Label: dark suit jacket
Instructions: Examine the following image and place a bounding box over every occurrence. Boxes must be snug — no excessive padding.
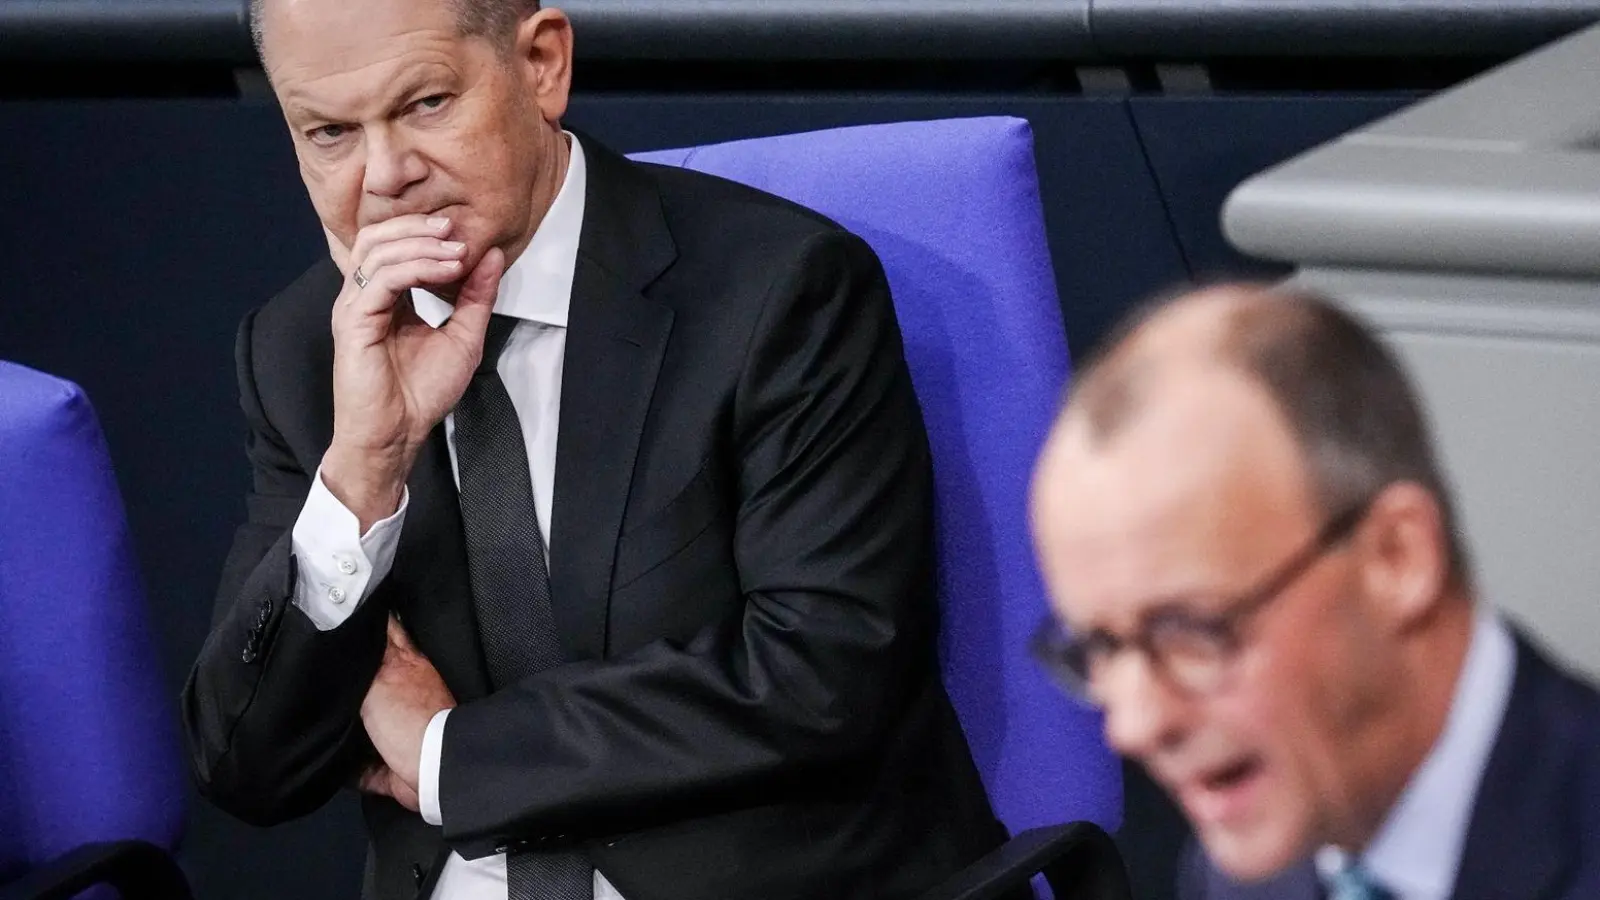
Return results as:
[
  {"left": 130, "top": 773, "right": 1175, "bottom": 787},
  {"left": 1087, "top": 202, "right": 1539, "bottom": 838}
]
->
[
  {"left": 181, "top": 135, "right": 1007, "bottom": 900},
  {"left": 1178, "top": 630, "right": 1600, "bottom": 900}
]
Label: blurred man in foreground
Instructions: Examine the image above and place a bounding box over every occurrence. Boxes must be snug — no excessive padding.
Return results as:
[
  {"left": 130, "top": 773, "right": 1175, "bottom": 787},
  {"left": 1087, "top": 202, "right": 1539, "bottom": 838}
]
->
[
  {"left": 181, "top": 0, "right": 1004, "bottom": 897},
  {"left": 1030, "top": 284, "right": 1600, "bottom": 899}
]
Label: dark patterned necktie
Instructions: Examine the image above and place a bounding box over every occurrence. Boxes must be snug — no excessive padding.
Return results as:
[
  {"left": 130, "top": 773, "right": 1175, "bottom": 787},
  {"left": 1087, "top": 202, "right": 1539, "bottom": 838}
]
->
[{"left": 454, "top": 314, "right": 592, "bottom": 900}]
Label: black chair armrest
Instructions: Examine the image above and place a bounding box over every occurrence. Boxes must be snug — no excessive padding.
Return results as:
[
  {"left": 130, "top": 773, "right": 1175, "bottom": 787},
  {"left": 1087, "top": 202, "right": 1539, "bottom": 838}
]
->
[
  {"left": 0, "top": 840, "right": 192, "bottom": 900},
  {"left": 917, "top": 821, "right": 1132, "bottom": 900}
]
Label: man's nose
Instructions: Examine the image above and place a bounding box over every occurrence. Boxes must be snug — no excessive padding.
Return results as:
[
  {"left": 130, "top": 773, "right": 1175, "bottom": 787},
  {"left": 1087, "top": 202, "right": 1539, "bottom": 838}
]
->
[
  {"left": 1100, "top": 652, "right": 1189, "bottom": 761},
  {"left": 362, "top": 126, "right": 428, "bottom": 199}
]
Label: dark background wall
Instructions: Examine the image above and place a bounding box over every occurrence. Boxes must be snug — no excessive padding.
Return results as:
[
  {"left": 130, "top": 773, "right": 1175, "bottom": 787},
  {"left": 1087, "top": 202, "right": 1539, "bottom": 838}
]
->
[{"left": 2, "top": 3, "right": 1592, "bottom": 898}]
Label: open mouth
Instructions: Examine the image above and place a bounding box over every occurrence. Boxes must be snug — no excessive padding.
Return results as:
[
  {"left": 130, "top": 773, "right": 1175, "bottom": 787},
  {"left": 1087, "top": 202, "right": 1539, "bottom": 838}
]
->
[
  {"left": 1178, "top": 757, "right": 1265, "bottom": 825},
  {"left": 1205, "top": 758, "right": 1260, "bottom": 790}
]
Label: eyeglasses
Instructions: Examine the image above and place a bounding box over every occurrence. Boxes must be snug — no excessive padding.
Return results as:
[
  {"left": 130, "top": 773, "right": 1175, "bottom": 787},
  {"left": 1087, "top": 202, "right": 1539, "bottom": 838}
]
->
[{"left": 1031, "top": 497, "right": 1374, "bottom": 705}]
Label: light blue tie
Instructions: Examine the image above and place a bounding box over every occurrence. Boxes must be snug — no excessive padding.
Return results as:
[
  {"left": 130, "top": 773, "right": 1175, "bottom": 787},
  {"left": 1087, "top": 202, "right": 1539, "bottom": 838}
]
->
[{"left": 1327, "top": 861, "right": 1397, "bottom": 900}]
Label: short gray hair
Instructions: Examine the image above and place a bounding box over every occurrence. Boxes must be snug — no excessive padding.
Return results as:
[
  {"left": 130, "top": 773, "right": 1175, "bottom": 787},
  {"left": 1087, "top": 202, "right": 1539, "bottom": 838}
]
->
[{"left": 250, "top": 0, "right": 542, "bottom": 61}]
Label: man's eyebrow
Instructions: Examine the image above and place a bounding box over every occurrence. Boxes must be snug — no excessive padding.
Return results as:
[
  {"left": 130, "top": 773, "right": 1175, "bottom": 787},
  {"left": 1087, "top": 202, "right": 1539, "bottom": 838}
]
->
[
  {"left": 276, "top": 85, "right": 339, "bottom": 124},
  {"left": 278, "top": 65, "right": 456, "bottom": 125},
  {"left": 388, "top": 69, "right": 456, "bottom": 106},
  {"left": 284, "top": 103, "right": 331, "bottom": 124}
]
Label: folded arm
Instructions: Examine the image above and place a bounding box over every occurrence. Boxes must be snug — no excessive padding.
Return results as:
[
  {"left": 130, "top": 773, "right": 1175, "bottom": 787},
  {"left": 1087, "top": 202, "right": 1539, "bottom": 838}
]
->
[{"left": 180, "top": 309, "right": 398, "bottom": 825}]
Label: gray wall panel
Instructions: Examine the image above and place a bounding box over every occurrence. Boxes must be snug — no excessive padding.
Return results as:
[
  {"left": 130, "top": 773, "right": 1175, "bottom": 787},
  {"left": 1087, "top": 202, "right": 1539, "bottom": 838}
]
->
[{"left": 1131, "top": 96, "right": 1411, "bottom": 280}]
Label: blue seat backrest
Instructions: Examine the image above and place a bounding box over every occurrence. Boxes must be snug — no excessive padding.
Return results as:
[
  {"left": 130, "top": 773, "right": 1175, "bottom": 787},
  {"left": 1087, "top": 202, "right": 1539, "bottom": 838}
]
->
[
  {"left": 631, "top": 117, "right": 1121, "bottom": 833},
  {"left": 0, "top": 360, "right": 185, "bottom": 881}
]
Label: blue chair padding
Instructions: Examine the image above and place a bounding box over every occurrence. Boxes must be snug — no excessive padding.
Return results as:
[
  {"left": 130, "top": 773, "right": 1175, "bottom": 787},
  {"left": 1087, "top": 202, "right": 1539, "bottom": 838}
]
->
[
  {"left": 0, "top": 361, "right": 185, "bottom": 884},
  {"left": 631, "top": 117, "right": 1121, "bottom": 835}
]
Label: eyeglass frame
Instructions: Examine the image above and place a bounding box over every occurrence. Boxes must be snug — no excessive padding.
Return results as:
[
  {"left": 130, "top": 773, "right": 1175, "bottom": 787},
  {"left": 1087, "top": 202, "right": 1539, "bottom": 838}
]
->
[{"left": 1030, "top": 494, "right": 1376, "bottom": 706}]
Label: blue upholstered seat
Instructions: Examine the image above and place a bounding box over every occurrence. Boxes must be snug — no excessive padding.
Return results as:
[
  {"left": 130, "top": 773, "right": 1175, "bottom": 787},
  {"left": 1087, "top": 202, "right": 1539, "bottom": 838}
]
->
[
  {"left": 632, "top": 118, "right": 1125, "bottom": 897},
  {"left": 0, "top": 360, "right": 187, "bottom": 896}
]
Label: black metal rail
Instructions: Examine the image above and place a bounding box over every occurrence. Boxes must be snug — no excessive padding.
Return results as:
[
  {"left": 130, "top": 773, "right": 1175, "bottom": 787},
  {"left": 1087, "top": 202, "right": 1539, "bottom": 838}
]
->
[{"left": 1, "top": 0, "right": 1596, "bottom": 64}]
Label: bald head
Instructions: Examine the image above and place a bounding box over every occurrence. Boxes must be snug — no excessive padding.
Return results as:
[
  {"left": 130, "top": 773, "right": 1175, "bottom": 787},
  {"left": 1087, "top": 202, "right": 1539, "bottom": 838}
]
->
[
  {"left": 1065, "top": 285, "right": 1258, "bottom": 444},
  {"left": 1061, "top": 284, "right": 1464, "bottom": 572}
]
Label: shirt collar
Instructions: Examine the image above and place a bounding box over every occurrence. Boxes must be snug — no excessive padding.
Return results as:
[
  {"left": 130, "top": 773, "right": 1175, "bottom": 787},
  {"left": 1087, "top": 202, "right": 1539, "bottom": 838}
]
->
[
  {"left": 411, "top": 131, "right": 587, "bottom": 329},
  {"left": 1315, "top": 607, "right": 1517, "bottom": 900}
]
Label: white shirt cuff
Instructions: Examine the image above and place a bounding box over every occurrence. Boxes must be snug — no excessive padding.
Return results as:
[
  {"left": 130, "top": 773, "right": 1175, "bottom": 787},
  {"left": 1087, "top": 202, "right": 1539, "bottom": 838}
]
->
[
  {"left": 420, "top": 708, "right": 451, "bottom": 826},
  {"left": 289, "top": 467, "right": 407, "bottom": 631}
]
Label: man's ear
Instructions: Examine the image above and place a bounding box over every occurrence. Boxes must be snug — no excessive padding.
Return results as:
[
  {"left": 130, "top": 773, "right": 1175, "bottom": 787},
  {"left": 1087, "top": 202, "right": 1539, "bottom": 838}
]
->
[
  {"left": 514, "top": 8, "right": 574, "bottom": 124},
  {"left": 1353, "top": 481, "right": 1452, "bottom": 632}
]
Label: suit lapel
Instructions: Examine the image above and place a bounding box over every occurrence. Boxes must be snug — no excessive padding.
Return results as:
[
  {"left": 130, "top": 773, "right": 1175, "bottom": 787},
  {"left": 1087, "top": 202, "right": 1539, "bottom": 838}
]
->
[
  {"left": 1451, "top": 635, "right": 1572, "bottom": 900},
  {"left": 546, "top": 133, "right": 677, "bottom": 662}
]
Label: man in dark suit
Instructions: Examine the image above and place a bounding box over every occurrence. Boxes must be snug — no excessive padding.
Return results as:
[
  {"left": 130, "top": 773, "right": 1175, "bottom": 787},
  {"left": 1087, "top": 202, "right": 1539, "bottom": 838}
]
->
[
  {"left": 180, "top": 1, "right": 1005, "bottom": 899},
  {"left": 1028, "top": 284, "right": 1600, "bottom": 900}
]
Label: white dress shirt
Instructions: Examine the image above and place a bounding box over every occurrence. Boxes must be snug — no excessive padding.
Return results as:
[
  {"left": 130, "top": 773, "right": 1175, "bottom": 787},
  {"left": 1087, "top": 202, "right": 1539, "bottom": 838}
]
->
[
  {"left": 1314, "top": 607, "right": 1517, "bottom": 900},
  {"left": 289, "top": 135, "right": 626, "bottom": 900}
]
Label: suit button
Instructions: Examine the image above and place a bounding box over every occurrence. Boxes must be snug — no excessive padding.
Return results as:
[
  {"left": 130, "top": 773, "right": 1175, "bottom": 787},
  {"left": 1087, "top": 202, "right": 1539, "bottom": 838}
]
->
[
  {"left": 242, "top": 624, "right": 264, "bottom": 663},
  {"left": 411, "top": 863, "right": 425, "bottom": 887}
]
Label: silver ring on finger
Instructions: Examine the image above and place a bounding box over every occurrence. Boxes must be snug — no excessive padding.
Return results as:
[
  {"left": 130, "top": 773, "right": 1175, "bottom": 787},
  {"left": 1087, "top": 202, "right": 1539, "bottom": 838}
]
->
[{"left": 352, "top": 267, "right": 371, "bottom": 289}]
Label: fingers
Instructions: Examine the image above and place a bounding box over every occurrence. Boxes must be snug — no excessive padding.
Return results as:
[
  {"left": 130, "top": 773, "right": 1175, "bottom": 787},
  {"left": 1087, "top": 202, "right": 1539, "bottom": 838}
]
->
[
  {"left": 325, "top": 214, "right": 454, "bottom": 290},
  {"left": 356, "top": 764, "right": 420, "bottom": 811},
  {"left": 359, "top": 236, "right": 467, "bottom": 276},
  {"left": 350, "top": 215, "right": 453, "bottom": 274},
  {"left": 392, "top": 779, "right": 421, "bottom": 813},
  {"left": 371, "top": 617, "right": 408, "bottom": 675},
  {"left": 324, "top": 227, "right": 353, "bottom": 276},
  {"left": 369, "top": 257, "right": 466, "bottom": 294},
  {"left": 438, "top": 247, "right": 506, "bottom": 345},
  {"left": 458, "top": 246, "right": 506, "bottom": 308},
  {"left": 340, "top": 257, "right": 468, "bottom": 323},
  {"left": 386, "top": 614, "right": 417, "bottom": 653},
  {"left": 356, "top": 763, "right": 388, "bottom": 795},
  {"left": 334, "top": 216, "right": 469, "bottom": 325}
]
